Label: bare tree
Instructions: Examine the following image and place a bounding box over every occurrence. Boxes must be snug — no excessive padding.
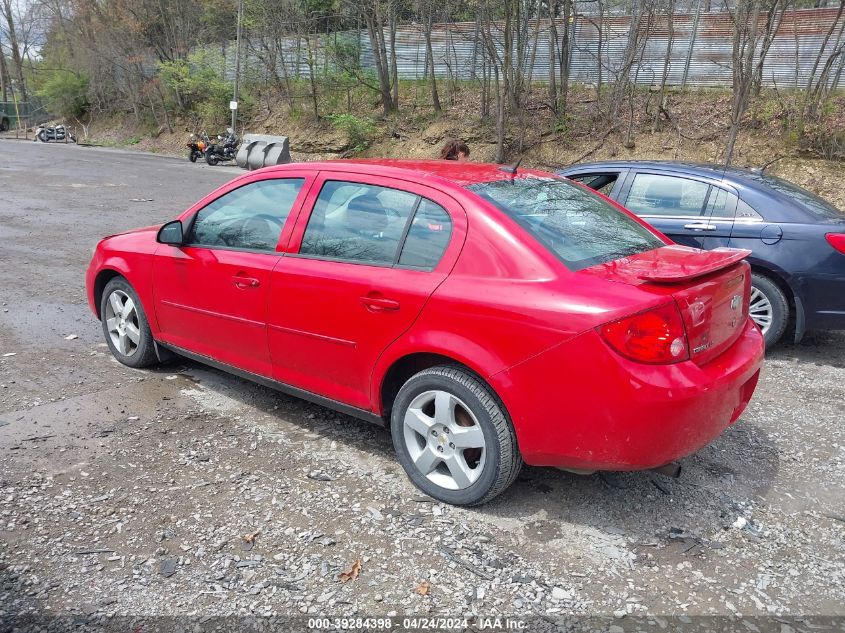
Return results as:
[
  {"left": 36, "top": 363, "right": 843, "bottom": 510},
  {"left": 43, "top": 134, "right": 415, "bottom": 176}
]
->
[{"left": 1, "top": 0, "right": 31, "bottom": 100}]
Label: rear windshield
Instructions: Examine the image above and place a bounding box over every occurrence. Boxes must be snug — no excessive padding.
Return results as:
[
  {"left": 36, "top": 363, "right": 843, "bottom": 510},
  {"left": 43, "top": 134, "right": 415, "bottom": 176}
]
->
[
  {"left": 467, "top": 176, "right": 664, "bottom": 271},
  {"left": 747, "top": 173, "right": 843, "bottom": 219}
]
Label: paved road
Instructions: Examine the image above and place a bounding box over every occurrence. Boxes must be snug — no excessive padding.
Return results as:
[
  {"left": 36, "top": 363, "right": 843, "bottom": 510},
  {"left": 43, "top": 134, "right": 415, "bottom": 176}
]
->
[{"left": 1, "top": 142, "right": 844, "bottom": 628}]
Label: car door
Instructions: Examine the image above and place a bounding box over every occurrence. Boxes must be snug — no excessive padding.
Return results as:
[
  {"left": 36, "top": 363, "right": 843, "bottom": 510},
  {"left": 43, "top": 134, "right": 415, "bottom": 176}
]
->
[
  {"left": 699, "top": 183, "right": 742, "bottom": 249},
  {"left": 152, "top": 174, "right": 312, "bottom": 377},
  {"left": 619, "top": 171, "right": 713, "bottom": 248},
  {"left": 563, "top": 169, "right": 629, "bottom": 201},
  {"left": 267, "top": 172, "right": 466, "bottom": 411}
]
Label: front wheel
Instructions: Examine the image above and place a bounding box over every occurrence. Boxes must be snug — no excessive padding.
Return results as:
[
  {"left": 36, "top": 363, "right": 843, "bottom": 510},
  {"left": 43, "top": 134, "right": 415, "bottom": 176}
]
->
[
  {"left": 750, "top": 273, "right": 789, "bottom": 348},
  {"left": 188, "top": 149, "right": 198, "bottom": 162},
  {"left": 37, "top": 130, "right": 47, "bottom": 142},
  {"left": 391, "top": 366, "right": 522, "bottom": 506},
  {"left": 100, "top": 277, "right": 159, "bottom": 368}
]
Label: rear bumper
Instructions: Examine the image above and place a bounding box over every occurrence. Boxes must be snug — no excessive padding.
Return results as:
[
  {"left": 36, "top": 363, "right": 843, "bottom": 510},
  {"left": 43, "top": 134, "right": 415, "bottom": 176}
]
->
[{"left": 496, "top": 319, "right": 764, "bottom": 471}]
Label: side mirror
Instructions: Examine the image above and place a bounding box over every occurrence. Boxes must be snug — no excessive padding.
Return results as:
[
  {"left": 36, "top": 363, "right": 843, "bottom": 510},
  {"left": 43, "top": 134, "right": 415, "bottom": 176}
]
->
[{"left": 157, "top": 220, "right": 184, "bottom": 245}]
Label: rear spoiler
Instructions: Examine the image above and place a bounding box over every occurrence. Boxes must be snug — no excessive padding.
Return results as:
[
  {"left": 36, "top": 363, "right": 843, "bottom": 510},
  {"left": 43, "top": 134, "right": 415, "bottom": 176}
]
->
[{"left": 636, "top": 246, "right": 751, "bottom": 283}]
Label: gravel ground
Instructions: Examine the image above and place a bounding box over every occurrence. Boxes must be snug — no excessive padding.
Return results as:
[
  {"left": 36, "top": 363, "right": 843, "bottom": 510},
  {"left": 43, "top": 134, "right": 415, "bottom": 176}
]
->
[{"left": 1, "top": 141, "right": 844, "bottom": 632}]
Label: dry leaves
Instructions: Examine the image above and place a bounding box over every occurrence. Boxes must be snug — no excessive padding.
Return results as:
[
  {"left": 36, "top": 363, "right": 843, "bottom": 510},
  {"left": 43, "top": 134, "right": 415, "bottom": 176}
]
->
[
  {"left": 415, "top": 580, "right": 431, "bottom": 596},
  {"left": 241, "top": 529, "right": 261, "bottom": 544},
  {"left": 338, "top": 559, "right": 362, "bottom": 583}
]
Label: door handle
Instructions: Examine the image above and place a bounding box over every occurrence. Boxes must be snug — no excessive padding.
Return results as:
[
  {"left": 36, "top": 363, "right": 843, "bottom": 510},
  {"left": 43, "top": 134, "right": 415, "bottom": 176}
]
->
[
  {"left": 683, "top": 222, "right": 717, "bottom": 231},
  {"left": 360, "top": 296, "right": 400, "bottom": 311},
  {"left": 232, "top": 275, "right": 260, "bottom": 289}
]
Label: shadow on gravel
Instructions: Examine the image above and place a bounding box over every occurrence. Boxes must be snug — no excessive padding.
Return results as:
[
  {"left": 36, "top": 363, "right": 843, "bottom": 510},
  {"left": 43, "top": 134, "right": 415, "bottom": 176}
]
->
[
  {"left": 162, "top": 356, "right": 782, "bottom": 545},
  {"left": 766, "top": 329, "right": 845, "bottom": 368}
]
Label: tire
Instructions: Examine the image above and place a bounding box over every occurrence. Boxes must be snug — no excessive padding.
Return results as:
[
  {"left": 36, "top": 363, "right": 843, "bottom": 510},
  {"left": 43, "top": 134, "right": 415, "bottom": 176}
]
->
[
  {"left": 750, "top": 273, "right": 789, "bottom": 348},
  {"left": 37, "top": 130, "right": 47, "bottom": 142},
  {"left": 391, "top": 366, "right": 522, "bottom": 506},
  {"left": 99, "top": 277, "right": 159, "bottom": 369},
  {"left": 189, "top": 150, "right": 198, "bottom": 162},
  {"left": 0, "top": 118, "right": 8, "bottom": 132},
  {"left": 205, "top": 151, "right": 220, "bottom": 166}
]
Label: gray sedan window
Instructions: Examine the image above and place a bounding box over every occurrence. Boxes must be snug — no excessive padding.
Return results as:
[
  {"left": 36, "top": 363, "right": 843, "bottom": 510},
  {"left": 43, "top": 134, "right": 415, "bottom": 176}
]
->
[{"left": 626, "top": 174, "right": 709, "bottom": 217}]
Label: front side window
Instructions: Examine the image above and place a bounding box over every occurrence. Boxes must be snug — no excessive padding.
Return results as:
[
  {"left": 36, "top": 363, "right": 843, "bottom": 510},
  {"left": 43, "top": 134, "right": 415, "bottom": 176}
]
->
[
  {"left": 300, "top": 181, "right": 452, "bottom": 269},
  {"left": 188, "top": 178, "right": 305, "bottom": 251},
  {"left": 468, "top": 177, "right": 663, "bottom": 271},
  {"left": 626, "top": 173, "right": 710, "bottom": 217}
]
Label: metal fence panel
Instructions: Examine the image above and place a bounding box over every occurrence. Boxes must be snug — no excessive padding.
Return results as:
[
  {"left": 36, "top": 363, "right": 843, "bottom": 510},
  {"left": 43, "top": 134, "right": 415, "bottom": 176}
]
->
[{"left": 240, "top": 7, "right": 844, "bottom": 89}]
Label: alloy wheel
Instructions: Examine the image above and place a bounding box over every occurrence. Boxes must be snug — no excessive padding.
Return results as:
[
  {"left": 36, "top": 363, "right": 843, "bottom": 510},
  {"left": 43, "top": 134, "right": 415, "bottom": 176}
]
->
[
  {"left": 402, "top": 390, "right": 487, "bottom": 491},
  {"left": 104, "top": 289, "right": 141, "bottom": 357},
  {"left": 749, "top": 286, "right": 773, "bottom": 335}
]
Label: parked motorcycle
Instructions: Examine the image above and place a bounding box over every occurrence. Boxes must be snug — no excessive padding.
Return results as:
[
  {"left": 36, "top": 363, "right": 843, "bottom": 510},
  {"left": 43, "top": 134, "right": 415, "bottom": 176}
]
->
[
  {"left": 205, "top": 128, "right": 239, "bottom": 166},
  {"left": 34, "top": 124, "right": 75, "bottom": 143},
  {"left": 187, "top": 132, "right": 210, "bottom": 162}
]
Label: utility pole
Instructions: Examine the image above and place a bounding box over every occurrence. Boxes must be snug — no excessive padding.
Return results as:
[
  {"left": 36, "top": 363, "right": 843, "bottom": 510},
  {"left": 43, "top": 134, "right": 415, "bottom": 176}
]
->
[{"left": 230, "top": 0, "right": 244, "bottom": 131}]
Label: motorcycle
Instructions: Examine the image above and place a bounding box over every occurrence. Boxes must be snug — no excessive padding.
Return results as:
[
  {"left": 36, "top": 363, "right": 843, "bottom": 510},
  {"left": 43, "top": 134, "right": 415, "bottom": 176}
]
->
[
  {"left": 187, "top": 132, "right": 210, "bottom": 162},
  {"left": 34, "top": 124, "right": 76, "bottom": 143},
  {"left": 205, "top": 128, "right": 239, "bottom": 166}
]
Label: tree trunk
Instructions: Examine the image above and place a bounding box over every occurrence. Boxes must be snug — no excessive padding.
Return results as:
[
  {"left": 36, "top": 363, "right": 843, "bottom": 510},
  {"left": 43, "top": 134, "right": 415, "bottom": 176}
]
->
[
  {"left": 424, "top": 9, "right": 441, "bottom": 112},
  {"left": 389, "top": 9, "right": 399, "bottom": 108},
  {"left": 305, "top": 34, "right": 320, "bottom": 121},
  {"left": 1, "top": 0, "right": 28, "bottom": 101},
  {"left": 548, "top": 8, "right": 558, "bottom": 112},
  {"left": 653, "top": 3, "right": 674, "bottom": 132},
  {"left": 559, "top": 0, "right": 572, "bottom": 115},
  {"left": 364, "top": 7, "right": 396, "bottom": 116},
  {"left": 494, "top": 65, "right": 505, "bottom": 163}
]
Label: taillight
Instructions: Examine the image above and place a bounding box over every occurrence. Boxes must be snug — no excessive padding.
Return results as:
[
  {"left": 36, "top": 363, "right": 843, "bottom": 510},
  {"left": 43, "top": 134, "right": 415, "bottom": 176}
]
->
[
  {"left": 826, "top": 233, "right": 845, "bottom": 255},
  {"left": 599, "top": 302, "right": 690, "bottom": 364}
]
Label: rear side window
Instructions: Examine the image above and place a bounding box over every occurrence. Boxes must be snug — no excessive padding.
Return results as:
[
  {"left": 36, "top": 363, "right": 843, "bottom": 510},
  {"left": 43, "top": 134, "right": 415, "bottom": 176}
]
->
[
  {"left": 569, "top": 173, "right": 620, "bottom": 196},
  {"left": 468, "top": 177, "right": 663, "bottom": 271},
  {"left": 188, "top": 178, "right": 304, "bottom": 251},
  {"left": 300, "top": 181, "right": 452, "bottom": 269},
  {"left": 626, "top": 173, "right": 709, "bottom": 217},
  {"left": 398, "top": 199, "right": 452, "bottom": 269},
  {"left": 705, "top": 187, "right": 738, "bottom": 218},
  {"left": 737, "top": 199, "right": 763, "bottom": 219}
]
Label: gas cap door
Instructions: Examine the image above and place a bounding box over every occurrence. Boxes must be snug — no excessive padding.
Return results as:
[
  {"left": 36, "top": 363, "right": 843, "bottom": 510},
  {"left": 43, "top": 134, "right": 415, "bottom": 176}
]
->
[{"left": 760, "top": 224, "right": 783, "bottom": 245}]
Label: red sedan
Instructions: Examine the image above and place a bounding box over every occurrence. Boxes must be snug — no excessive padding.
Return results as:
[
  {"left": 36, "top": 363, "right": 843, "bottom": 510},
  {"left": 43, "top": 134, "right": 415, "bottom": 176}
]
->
[{"left": 86, "top": 160, "right": 764, "bottom": 505}]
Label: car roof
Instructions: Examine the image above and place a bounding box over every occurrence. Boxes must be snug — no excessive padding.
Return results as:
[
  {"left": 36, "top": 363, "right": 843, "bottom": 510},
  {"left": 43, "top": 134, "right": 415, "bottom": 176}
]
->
[
  {"left": 557, "top": 160, "right": 845, "bottom": 223},
  {"left": 265, "top": 159, "right": 554, "bottom": 187},
  {"left": 558, "top": 160, "right": 773, "bottom": 185}
]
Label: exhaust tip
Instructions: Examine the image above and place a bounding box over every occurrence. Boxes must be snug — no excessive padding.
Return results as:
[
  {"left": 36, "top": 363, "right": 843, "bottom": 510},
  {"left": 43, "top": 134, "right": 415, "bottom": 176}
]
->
[{"left": 651, "top": 462, "right": 682, "bottom": 478}]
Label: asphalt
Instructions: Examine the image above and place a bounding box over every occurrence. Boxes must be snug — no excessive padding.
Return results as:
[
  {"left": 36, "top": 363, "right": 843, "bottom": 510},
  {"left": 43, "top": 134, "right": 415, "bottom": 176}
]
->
[{"left": 1, "top": 141, "right": 844, "bottom": 628}]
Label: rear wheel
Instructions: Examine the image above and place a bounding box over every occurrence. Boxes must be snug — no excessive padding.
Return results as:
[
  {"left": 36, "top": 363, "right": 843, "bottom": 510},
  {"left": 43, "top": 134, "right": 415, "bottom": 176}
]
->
[
  {"left": 750, "top": 273, "right": 789, "bottom": 348},
  {"left": 391, "top": 366, "right": 522, "bottom": 506},
  {"left": 205, "top": 151, "right": 220, "bottom": 166},
  {"left": 100, "top": 277, "right": 158, "bottom": 368},
  {"left": 0, "top": 118, "right": 8, "bottom": 132}
]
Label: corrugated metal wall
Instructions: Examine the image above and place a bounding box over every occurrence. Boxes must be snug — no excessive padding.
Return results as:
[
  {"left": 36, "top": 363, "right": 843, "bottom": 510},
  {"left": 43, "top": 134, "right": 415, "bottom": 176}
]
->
[{"left": 241, "top": 7, "right": 845, "bottom": 89}]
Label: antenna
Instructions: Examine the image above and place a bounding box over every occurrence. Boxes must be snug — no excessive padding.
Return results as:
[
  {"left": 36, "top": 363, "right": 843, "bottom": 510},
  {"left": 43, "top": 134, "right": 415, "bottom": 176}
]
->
[{"left": 498, "top": 156, "right": 524, "bottom": 176}]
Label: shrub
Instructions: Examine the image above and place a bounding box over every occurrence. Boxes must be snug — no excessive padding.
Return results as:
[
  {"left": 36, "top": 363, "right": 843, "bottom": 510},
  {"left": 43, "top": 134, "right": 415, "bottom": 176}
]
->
[
  {"left": 158, "top": 50, "right": 241, "bottom": 128},
  {"left": 37, "top": 71, "right": 89, "bottom": 120},
  {"left": 325, "top": 113, "right": 377, "bottom": 153}
]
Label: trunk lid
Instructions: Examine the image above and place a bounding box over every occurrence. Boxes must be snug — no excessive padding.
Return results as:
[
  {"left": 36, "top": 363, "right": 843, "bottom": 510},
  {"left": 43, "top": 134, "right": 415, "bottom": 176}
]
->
[{"left": 584, "top": 245, "right": 752, "bottom": 364}]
